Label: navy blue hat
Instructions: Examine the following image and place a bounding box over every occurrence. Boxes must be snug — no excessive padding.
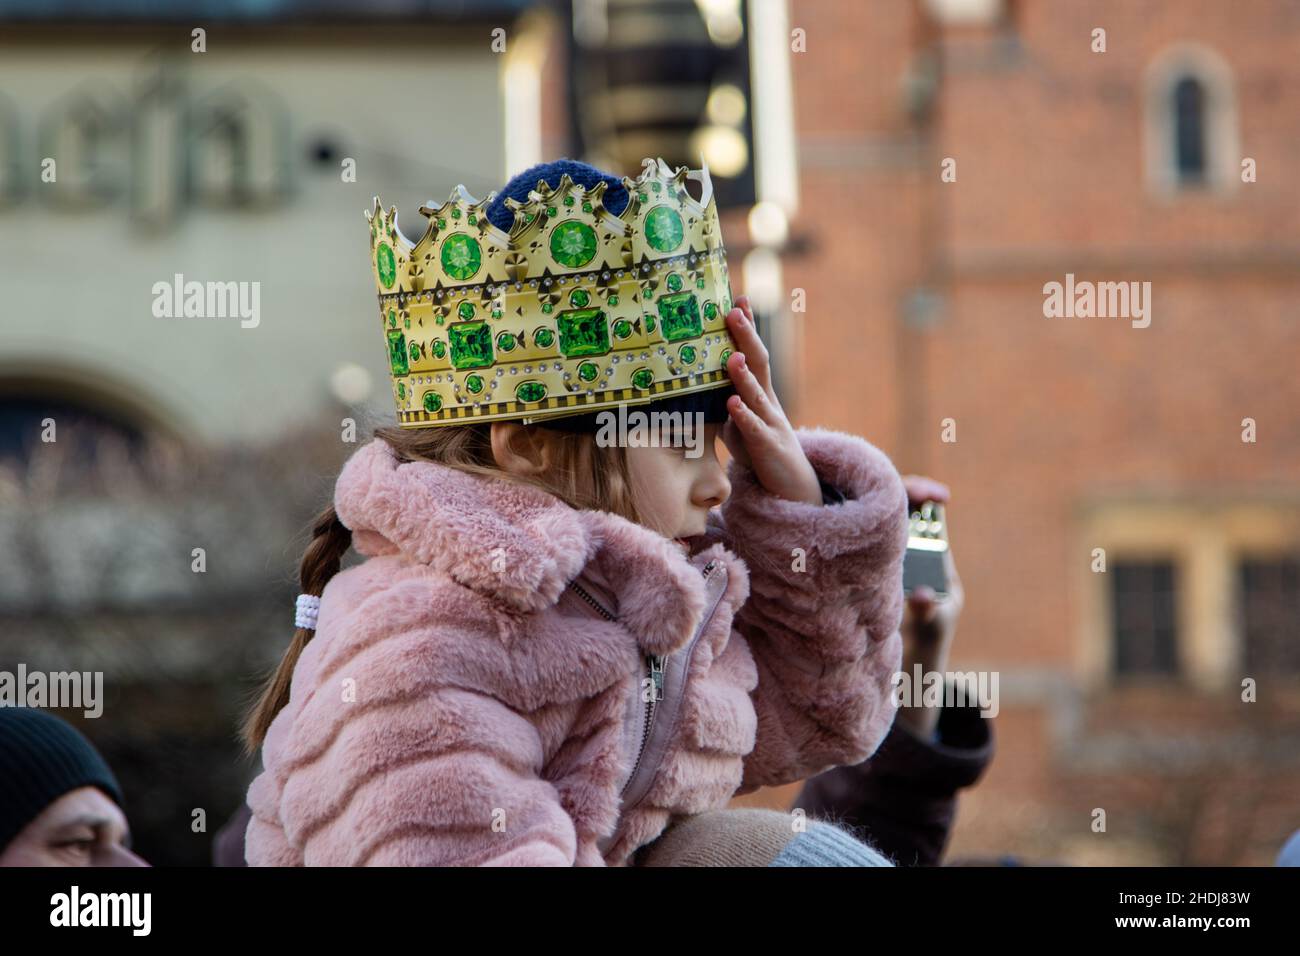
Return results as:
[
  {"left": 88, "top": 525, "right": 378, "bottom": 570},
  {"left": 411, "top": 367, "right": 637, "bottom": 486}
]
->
[
  {"left": 486, "top": 158, "right": 631, "bottom": 232},
  {"left": 0, "top": 708, "right": 124, "bottom": 853}
]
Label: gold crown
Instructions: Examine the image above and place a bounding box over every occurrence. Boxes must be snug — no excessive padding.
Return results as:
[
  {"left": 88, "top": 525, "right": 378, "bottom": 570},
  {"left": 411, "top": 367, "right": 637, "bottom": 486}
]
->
[{"left": 365, "top": 157, "right": 738, "bottom": 427}]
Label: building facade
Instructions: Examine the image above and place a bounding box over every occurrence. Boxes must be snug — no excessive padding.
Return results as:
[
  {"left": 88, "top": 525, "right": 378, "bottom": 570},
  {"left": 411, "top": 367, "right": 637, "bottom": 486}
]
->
[{"left": 773, "top": 0, "right": 1300, "bottom": 865}]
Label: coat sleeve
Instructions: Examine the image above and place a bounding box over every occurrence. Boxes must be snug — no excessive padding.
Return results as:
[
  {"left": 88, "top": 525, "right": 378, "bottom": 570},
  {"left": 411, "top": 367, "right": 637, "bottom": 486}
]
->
[
  {"left": 245, "top": 614, "right": 580, "bottom": 867},
  {"left": 793, "top": 699, "right": 995, "bottom": 865},
  {"left": 708, "top": 427, "right": 907, "bottom": 795}
]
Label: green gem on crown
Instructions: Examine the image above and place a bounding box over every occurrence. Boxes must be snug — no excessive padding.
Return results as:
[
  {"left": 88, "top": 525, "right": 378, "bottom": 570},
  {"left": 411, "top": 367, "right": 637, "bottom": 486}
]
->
[
  {"left": 613, "top": 319, "right": 632, "bottom": 339},
  {"left": 386, "top": 329, "right": 408, "bottom": 375},
  {"left": 556, "top": 308, "right": 611, "bottom": 357},
  {"left": 550, "top": 221, "right": 597, "bottom": 268},
  {"left": 704, "top": 301, "right": 717, "bottom": 319},
  {"left": 657, "top": 292, "right": 702, "bottom": 342},
  {"left": 679, "top": 345, "right": 697, "bottom": 365},
  {"left": 516, "top": 381, "right": 547, "bottom": 403},
  {"left": 570, "top": 288, "right": 590, "bottom": 308},
  {"left": 578, "top": 361, "right": 598, "bottom": 382},
  {"left": 632, "top": 368, "right": 654, "bottom": 389},
  {"left": 644, "top": 205, "right": 684, "bottom": 253},
  {"left": 448, "top": 321, "right": 494, "bottom": 370},
  {"left": 497, "top": 332, "right": 517, "bottom": 352},
  {"left": 432, "top": 339, "right": 446, "bottom": 358},
  {"left": 666, "top": 273, "right": 683, "bottom": 292},
  {"left": 466, "top": 374, "right": 484, "bottom": 394},
  {"left": 441, "top": 233, "right": 482, "bottom": 281},
  {"left": 535, "top": 328, "right": 554, "bottom": 348},
  {"left": 720, "top": 348, "right": 732, "bottom": 368},
  {"left": 376, "top": 242, "right": 397, "bottom": 289},
  {"left": 423, "top": 391, "right": 442, "bottom": 413},
  {"left": 458, "top": 301, "right": 475, "bottom": 320}
]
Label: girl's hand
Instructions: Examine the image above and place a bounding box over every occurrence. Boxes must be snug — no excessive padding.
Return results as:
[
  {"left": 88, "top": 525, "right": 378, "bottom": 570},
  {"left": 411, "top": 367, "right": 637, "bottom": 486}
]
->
[{"left": 721, "top": 295, "right": 823, "bottom": 506}]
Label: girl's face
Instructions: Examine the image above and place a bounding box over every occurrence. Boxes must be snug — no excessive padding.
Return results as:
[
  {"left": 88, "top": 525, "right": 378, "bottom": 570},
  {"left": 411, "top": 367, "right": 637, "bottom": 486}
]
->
[{"left": 625, "top": 422, "right": 730, "bottom": 550}]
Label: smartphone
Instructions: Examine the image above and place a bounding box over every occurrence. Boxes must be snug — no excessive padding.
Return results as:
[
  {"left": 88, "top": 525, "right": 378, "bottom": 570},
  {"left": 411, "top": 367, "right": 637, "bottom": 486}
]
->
[{"left": 902, "top": 501, "right": 949, "bottom": 598}]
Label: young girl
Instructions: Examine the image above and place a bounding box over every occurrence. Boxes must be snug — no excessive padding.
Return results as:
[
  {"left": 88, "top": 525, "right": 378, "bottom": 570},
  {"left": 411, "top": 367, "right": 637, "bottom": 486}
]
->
[{"left": 241, "top": 158, "right": 907, "bottom": 867}]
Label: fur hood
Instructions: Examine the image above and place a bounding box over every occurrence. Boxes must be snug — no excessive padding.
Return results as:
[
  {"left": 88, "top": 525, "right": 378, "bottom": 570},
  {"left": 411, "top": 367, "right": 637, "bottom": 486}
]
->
[{"left": 332, "top": 437, "right": 721, "bottom": 657}]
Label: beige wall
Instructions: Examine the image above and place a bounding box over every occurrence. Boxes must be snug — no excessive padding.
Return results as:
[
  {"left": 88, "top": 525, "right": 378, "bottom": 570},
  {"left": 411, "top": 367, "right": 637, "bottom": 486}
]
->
[{"left": 0, "top": 40, "right": 507, "bottom": 445}]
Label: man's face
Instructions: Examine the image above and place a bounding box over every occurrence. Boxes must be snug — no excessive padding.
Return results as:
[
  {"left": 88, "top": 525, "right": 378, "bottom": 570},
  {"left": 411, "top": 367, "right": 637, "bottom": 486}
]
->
[{"left": 0, "top": 786, "right": 148, "bottom": 867}]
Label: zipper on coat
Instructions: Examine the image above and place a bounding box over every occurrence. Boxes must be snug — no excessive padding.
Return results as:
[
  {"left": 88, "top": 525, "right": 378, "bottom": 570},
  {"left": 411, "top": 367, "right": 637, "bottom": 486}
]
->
[
  {"left": 617, "top": 558, "right": 717, "bottom": 798},
  {"left": 566, "top": 578, "right": 658, "bottom": 797},
  {"left": 569, "top": 559, "right": 719, "bottom": 802},
  {"left": 624, "top": 654, "right": 663, "bottom": 796},
  {"left": 567, "top": 579, "right": 617, "bottom": 622}
]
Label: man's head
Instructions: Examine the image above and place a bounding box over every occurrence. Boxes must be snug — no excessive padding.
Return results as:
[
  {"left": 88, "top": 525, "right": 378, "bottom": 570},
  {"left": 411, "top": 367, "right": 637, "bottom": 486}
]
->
[{"left": 0, "top": 708, "right": 146, "bottom": 867}]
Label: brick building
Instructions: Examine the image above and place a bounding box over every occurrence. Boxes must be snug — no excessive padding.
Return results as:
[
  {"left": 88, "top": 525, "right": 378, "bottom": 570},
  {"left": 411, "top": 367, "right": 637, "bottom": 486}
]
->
[
  {"left": 532, "top": 0, "right": 1300, "bottom": 865},
  {"left": 746, "top": 0, "right": 1300, "bottom": 865}
]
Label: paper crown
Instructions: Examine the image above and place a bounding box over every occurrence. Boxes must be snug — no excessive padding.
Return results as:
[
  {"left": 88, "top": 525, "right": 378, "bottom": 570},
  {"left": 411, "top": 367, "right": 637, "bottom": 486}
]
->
[{"left": 365, "top": 157, "right": 739, "bottom": 427}]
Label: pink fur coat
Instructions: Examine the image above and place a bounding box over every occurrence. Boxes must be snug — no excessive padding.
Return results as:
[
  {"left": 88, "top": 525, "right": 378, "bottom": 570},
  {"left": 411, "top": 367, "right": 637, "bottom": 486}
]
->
[{"left": 245, "top": 426, "right": 907, "bottom": 866}]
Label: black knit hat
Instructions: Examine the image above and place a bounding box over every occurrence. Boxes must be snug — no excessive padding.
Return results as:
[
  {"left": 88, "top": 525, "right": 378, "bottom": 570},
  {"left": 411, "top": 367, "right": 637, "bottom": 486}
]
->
[
  {"left": 536, "top": 383, "right": 736, "bottom": 433},
  {"left": 0, "top": 708, "right": 124, "bottom": 853}
]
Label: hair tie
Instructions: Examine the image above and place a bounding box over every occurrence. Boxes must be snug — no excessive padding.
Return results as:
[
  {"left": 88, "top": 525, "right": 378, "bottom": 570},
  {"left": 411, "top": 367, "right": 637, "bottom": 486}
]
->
[{"left": 295, "top": 594, "right": 321, "bottom": 630}]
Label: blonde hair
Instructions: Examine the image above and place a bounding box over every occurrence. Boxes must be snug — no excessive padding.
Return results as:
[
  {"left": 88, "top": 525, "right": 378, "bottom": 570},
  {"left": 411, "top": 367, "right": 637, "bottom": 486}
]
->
[{"left": 241, "top": 422, "right": 639, "bottom": 752}]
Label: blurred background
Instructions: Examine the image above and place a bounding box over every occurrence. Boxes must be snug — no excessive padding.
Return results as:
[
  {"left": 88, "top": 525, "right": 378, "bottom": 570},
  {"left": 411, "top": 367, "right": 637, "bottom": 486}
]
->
[{"left": 0, "top": 0, "right": 1297, "bottom": 866}]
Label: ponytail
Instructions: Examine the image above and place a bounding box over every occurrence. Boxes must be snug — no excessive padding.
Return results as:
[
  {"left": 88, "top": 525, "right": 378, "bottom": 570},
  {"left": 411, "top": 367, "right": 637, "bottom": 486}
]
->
[{"left": 241, "top": 504, "right": 352, "bottom": 754}]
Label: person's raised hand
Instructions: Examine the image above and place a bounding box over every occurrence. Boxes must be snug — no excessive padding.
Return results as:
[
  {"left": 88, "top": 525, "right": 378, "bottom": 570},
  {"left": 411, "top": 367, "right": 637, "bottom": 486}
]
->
[
  {"left": 901, "top": 475, "right": 964, "bottom": 651},
  {"left": 896, "top": 475, "right": 966, "bottom": 737},
  {"left": 721, "top": 295, "right": 822, "bottom": 506}
]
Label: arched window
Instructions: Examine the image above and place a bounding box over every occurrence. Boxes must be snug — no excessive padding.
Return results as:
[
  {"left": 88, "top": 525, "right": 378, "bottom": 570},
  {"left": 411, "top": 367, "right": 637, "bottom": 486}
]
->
[
  {"left": 0, "top": 395, "right": 146, "bottom": 470},
  {"left": 1145, "top": 46, "right": 1238, "bottom": 195},
  {"left": 0, "top": 369, "right": 176, "bottom": 480},
  {"left": 1172, "top": 75, "right": 1206, "bottom": 185}
]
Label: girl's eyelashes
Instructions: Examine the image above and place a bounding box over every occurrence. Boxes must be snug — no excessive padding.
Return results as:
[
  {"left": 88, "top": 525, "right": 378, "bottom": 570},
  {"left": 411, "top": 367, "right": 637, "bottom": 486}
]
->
[{"left": 53, "top": 838, "right": 96, "bottom": 860}]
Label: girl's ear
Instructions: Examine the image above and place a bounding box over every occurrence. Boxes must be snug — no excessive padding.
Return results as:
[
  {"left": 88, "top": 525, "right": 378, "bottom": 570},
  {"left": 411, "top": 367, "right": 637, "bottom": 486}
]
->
[{"left": 490, "top": 421, "right": 557, "bottom": 476}]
